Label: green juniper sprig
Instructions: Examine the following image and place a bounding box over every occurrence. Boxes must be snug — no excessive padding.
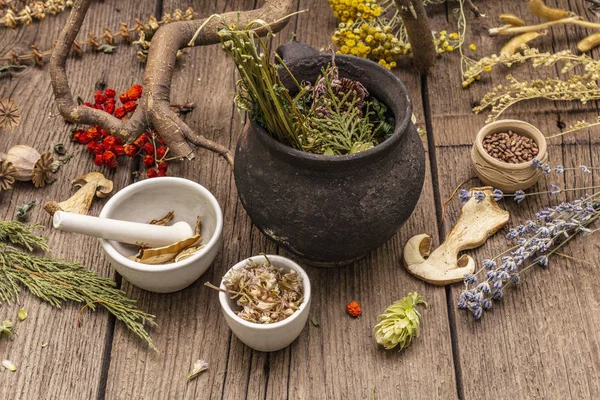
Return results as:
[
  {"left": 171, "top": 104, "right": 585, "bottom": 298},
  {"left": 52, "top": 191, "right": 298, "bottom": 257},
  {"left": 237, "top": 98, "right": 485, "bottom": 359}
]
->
[{"left": 0, "top": 220, "right": 157, "bottom": 351}]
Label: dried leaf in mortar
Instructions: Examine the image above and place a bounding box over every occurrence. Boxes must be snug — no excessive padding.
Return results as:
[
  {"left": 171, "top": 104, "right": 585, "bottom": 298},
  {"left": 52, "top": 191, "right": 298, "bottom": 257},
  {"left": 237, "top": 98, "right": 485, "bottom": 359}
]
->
[
  {"left": 149, "top": 211, "right": 174, "bottom": 226},
  {"left": 136, "top": 235, "right": 202, "bottom": 264},
  {"left": 175, "top": 245, "right": 205, "bottom": 262},
  {"left": 194, "top": 216, "right": 202, "bottom": 235}
]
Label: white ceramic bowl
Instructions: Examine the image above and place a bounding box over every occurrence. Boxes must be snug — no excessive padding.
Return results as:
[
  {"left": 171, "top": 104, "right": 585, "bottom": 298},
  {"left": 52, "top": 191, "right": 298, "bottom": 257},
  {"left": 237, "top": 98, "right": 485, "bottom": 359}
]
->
[
  {"left": 219, "top": 255, "right": 311, "bottom": 352},
  {"left": 99, "top": 177, "right": 223, "bottom": 293}
]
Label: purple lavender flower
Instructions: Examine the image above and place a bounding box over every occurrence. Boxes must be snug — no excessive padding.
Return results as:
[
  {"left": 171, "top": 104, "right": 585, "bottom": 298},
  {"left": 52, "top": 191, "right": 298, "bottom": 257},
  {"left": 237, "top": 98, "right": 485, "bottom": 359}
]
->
[
  {"left": 492, "top": 189, "right": 503, "bottom": 202},
  {"left": 550, "top": 184, "right": 561, "bottom": 195},
  {"left": 458, "top": 189, "right": 471, "bottom": 205},
  {"left": 482, "top": 299, "right": 493, "bottom": 309},
  {"left": 482, "top": 259, "right": 496, "bottom": 270},
  {"left": 510, "top": 274, "right": 521, "bottom": 285},
  {"left": 464, "top": 273, "right": 478, "bottom": 286},
  {"left": 476, "top": 281, "right": 491, "bottom": 294},
  {"left": 473, "top": 191, "right": 485, "bottom": 203},
  {"left": 531, "top": 159, "right": 551, "bottom": 174},
  {"left": 514, "top": 190, "right": 525, "bottom": 204},
  {"left": 534, "top": 255, "right": 549, "bottom": 267},
  {"left": 580, "top": 165, "right": 592, "bottom": 174},
  {"left": 555, "top": 165, "right": 565, "bottom": 174}
]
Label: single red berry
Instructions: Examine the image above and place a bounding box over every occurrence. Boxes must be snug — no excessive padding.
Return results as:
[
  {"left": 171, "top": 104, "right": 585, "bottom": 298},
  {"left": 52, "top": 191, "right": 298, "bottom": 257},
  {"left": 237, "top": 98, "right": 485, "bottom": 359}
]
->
[
  {"left": 100, "top": 128, "right": 111, "bottom": 137},
  {"left": 78, "top": 133, "right": 92, "bottom": 144},
  {"left": 105, "top": 97, "right": 116, "bottom": 105},
  {"left": 94, "top": 154, "right": 104, "bottom": 166},
  {"left": 123, "top": 100, "right": 137, "bottom": 113},
  {"left": 105, "top": 159, "right": 118, "bottom": 169},
  {"left": 346, "top": 301, "right": 361, "bottom": 318},
  {"left": 105, "top": 88, "right": 116, "bottom": 98},
  {"left": 118, "top": 92, "right": 129, "bottom": 104},
  {"left": 142, "top": 142, "right": 154, "bottom": 155},
  {"left": 157, "top": 136, "right": 166, "bottom": 145},
  {"left": 156, "top": 146, "right": 167, "bottom": 159},
  {"left": 94, "top": 90, "right": 106, "bottom": 104},
  {"left": 143, "top": 154, "right": 155, "bottom": 167},
  {"left": 125, "top": 84, "right": 143, "bottom": 101},
  {"left": 102, "top": 150, "right": 116, "bottom": 164},
  {"left": 104, "top": 103, "right": 115, "bottom": 115},
  {"left": 146, "top": 168, "right": 158, "bottom": 178},
  {"left": 72, "top": 129, "right": 85, "bottom": 143},
  {"left": 83, "top": 102, "right": 93, "bottom": 107},
  {"left": 103, "top": 136, "right": 117, "bottom": 151},
  {"left": 87, "top": 142, "right": 100, "bottom": 154},
  {"left": 88, "top": 127, "right": 102, "bottom": 141},
  {"left": 85, "top": 132, "right": 96, "bottom": 144},
  {"left": 158, "top": 170, "right": 167, "bottom": 177},
  {"left": 123, "top": 144, "right": 137, "bottom": 157},
  {"left": 114, "top": 107, "right": 126, "bottom": 119},
  {"left": 93, "top": 103, "right": 103, "bottom": 110},
  {"left": 133, "top": 133, "right": 148, "bottom": 147},
  {"left": 113, "top": 145, "right": 125, "bottom": 156},
  {"left": 157, "top": 161, "right": 168, "bottom": 173}
]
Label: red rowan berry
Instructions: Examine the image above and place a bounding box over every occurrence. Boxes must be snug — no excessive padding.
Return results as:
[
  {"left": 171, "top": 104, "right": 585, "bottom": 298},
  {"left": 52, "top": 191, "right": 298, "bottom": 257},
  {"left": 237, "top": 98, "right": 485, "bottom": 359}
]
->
[
  {"left": 146, "top": 168, "right": 158, "bottom": 178},
  {"left": 123, "top": 144, "right": 137, "bottom": 157},
  {"left": 114, "top": 107, "right": 126, "bottom": 119},
  {"left": 143, "top": 154, "right": 155, "bottom": 167},
  {"left": 142, "top": 142, "right": 154, "bottom": 155}
]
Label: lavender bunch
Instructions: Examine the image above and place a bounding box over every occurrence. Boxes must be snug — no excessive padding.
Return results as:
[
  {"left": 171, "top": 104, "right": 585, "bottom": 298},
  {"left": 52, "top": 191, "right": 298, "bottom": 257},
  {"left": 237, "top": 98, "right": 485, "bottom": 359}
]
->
[
  {"left": 458, "top": 195, "right": 600, "bottom": 319},
  {"left": 459, "top": 160, "right": 600, "bottom": 206}
]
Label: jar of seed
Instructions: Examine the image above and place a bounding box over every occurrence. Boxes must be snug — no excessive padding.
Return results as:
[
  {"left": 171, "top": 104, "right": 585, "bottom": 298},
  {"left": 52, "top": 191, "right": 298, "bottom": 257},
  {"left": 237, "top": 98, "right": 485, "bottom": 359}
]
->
[{"left": 471, "top": 119, "right": 548, "bottom": 193}]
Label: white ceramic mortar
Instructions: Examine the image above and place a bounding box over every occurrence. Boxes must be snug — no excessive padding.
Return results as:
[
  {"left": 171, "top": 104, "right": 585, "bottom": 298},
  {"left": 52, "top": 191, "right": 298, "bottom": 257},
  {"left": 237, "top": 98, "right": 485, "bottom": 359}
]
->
[
  {"left": 219, "top": 255, "right": 311, "bottom": 352},
  {"left": 99, "top": 177, "right": 223, "bottom": 293}
]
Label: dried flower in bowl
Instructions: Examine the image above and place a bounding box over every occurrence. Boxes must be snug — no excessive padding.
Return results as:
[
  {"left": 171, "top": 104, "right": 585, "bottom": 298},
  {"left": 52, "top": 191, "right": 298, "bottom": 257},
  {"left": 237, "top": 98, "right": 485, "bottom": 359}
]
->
[{"left": 207, "top": 256, "right": 304, "bottom": 324}]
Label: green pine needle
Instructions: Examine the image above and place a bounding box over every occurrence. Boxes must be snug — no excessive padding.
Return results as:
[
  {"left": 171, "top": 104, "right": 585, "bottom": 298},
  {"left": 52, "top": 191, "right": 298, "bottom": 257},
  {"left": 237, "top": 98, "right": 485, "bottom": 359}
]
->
[{"left": 0, "top": 221, "right": 157, "bottom": 351}]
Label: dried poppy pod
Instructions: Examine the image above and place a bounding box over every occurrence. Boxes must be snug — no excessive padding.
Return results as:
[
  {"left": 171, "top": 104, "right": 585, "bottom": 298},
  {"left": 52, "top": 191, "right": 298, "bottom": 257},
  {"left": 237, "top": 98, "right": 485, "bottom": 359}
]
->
[{"left": 1, "top": 145, "right": 58, "bottom": 188}]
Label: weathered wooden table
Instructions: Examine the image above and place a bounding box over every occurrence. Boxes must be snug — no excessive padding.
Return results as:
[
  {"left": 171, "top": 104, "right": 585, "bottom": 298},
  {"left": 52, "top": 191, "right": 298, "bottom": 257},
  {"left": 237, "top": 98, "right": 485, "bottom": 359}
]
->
[{"left": 2, "top": 1, "right": 600, "bottom": 399}]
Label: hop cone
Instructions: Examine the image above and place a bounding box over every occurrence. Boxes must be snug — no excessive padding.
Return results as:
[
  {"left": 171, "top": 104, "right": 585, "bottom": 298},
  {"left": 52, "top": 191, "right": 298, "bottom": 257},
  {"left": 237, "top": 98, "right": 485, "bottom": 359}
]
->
[{"left": 373, "top": 292, "right": 427, "bottom": 351}]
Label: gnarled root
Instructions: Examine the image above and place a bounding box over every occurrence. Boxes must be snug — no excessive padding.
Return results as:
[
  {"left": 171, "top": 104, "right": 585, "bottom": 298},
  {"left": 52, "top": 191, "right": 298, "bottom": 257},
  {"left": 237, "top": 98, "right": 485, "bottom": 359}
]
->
[{"left": 50, "top": 0, "right": 296, "bottom": 166}]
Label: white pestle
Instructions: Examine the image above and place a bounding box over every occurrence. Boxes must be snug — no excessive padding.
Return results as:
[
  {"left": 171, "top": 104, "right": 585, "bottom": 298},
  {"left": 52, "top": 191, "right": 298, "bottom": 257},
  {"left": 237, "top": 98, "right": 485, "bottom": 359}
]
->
[{"left": 53, "top": 211, "right": 194, "bottom": 247}]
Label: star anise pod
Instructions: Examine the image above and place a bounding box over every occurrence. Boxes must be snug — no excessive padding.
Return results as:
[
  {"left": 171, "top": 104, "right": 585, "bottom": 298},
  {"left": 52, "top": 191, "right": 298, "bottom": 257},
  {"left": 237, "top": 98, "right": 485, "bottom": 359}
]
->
[
  {"left": 0, "top": 160, "right": 16, "bottom": 191},
  {"left": 0, "top": 97, "right": 21, "bottom": 130},
  {"left": 32, "top": 152, "right": 55, "bottom": 187}
]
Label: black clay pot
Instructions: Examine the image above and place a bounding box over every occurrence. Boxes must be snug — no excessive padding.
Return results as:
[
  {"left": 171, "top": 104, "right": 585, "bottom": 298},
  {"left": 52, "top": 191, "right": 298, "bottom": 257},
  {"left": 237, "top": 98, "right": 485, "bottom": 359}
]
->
[{"left": 233, "top": 42, "right": 425, "bottom": 266}]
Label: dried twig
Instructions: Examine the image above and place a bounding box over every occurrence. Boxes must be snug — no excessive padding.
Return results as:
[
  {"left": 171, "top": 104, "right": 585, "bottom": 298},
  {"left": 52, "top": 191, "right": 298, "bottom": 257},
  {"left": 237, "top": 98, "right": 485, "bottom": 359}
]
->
[{"left": 393, "top": 0, "right": 436, "bottom": 73}]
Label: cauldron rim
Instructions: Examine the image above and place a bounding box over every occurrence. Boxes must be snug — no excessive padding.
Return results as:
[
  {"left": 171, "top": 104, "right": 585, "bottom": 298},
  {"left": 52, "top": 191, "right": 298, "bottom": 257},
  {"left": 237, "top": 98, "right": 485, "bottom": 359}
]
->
[{"left": 250, "top": 43, "right": 414, "bottom": 169}]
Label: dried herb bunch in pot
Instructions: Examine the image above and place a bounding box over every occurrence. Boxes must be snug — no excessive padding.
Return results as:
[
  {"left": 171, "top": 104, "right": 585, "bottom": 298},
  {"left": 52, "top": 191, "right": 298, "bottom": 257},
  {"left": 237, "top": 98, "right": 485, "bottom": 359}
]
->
[
  {"left": 207, "top": 256, "right": 304, "bottom": 324},
  {"left": 218, "top": 23, "right": 394, "bottom": 156}
]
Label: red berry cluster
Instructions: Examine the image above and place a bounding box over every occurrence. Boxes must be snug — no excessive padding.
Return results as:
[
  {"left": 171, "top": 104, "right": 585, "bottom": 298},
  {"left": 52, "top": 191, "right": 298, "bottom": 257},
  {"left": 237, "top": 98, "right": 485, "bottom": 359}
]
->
[{"left": 72, "top": 84, "right": 170, "bottom": 177}]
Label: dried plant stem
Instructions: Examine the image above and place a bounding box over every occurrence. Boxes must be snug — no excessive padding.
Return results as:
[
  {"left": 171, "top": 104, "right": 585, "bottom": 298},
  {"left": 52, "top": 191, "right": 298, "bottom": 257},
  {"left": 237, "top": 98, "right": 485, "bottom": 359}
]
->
[
  {"left": 1, "top": 8, "right": 195, "bottom": 66},
  {"left": 489, "top": 16, "right": 600, "bottom": 36},
  {"left": 393, "top": 0, "right": 436, "bottom": 73},
  {"left": 50, "top": 0, "right": 296, "bottom": 164}
]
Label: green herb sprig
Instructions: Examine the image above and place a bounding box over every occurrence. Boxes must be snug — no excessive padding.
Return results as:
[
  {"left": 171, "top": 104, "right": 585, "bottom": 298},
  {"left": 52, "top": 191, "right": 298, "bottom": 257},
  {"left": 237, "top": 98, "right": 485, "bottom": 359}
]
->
[{"left": 0, "top": 221, "right": 157, "bottom": 351}]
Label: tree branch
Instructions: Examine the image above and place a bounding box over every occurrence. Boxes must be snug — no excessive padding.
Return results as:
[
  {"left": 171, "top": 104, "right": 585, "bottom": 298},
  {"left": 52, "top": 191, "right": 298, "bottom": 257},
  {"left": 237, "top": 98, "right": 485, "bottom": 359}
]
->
[
  {"left": 394, "top": 0, "right": 436, "bottom": 73},
  {"left": 50, "top": 0, "right": 297, "bottom": 165}
]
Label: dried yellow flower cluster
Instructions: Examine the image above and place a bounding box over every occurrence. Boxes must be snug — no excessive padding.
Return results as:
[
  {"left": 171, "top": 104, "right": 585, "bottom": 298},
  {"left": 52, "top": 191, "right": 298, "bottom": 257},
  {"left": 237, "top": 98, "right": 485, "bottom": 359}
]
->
[
  {"left": 328, "top": 0, "right": 469, "bottom": 70},
  {"left": 332, "top": 21, "right": 405, "bottom": 69},
  {"left": 328, "top": 0, "right": 382, "bottom": 23}
]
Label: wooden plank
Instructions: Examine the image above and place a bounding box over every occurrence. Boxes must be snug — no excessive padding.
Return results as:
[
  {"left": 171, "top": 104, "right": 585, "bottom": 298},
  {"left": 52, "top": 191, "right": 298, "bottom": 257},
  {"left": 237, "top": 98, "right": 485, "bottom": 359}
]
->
[
  {"left": 426, "top": 0, "right": 600, "bottom": 398},
  {"left": 0, "top": 1, "right": 152, "bottom": 399},
  {"left": 278, "top": 2, "right": 457, "bottom": 399},
  {"left": 106, "top": 1, "right": 458, "bottom": 399},
  {"left": 103, "top": 1, "right": 280, "bottom": 399}
]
